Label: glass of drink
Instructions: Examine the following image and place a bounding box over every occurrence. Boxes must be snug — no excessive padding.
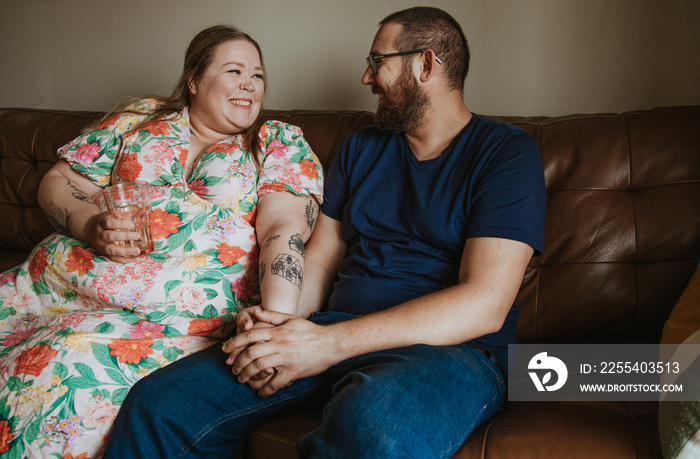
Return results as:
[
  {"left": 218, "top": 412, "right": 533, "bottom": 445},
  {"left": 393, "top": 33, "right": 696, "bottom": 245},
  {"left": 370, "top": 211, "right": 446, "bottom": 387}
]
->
[{"left": 101, "top": 181, "right": 154, "bottom": 254}]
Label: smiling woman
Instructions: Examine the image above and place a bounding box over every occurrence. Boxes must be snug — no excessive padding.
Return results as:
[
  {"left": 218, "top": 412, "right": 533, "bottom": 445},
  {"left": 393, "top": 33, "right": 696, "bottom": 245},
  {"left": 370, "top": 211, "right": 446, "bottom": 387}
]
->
[
  {"left": 0, "top": 24, "right": 323, "bottom": 458},
  {"left": 187, "top": 39, "right": 266, "bottom": 167}
]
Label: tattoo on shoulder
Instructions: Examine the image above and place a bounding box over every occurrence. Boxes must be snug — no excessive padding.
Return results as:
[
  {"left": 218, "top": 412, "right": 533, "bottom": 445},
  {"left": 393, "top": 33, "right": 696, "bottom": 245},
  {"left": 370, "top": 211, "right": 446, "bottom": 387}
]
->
[
  {"left": 271, "top": 253, "right": 303, "bottom": 288},
  {"left": 289, "top": 233, "right": 305, "bottom": 256},
  {"left": 261, "top": 234, "right": 281, "bottom": 252},
  {"left": 44, "top": 202, "right": 74, "bottom": 237},
  {"left": 66, "top": 179, "right": 93, "bottom": 203},
  {"left": 305, "top": 198, "right": 318, "bottom": 231}
]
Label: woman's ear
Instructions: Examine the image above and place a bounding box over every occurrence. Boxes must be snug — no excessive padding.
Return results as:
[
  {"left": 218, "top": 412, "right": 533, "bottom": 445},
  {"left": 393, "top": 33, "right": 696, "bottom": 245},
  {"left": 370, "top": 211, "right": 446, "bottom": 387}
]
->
[{"left": 188, "top": 78, "right": 197, "bottom": 95}]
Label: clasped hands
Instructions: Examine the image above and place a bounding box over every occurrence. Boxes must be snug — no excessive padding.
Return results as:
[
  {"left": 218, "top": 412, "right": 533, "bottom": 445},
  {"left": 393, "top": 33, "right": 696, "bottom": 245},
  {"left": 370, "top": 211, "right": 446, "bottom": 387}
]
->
[{"left": 222, "top": 307, "right": 335, "bottom": 398}]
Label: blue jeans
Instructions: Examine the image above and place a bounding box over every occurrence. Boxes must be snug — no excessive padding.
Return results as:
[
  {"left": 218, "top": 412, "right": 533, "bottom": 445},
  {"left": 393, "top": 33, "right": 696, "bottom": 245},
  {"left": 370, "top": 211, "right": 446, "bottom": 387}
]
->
[{"left": 103, "top": 312, "right": 505, "bottom": 458}]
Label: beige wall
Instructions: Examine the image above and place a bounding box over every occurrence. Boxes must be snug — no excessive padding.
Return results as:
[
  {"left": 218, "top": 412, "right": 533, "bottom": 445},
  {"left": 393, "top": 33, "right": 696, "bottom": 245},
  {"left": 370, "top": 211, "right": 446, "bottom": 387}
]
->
[{"left": 1, "top": 0, "right": 698, "bottom": 116}]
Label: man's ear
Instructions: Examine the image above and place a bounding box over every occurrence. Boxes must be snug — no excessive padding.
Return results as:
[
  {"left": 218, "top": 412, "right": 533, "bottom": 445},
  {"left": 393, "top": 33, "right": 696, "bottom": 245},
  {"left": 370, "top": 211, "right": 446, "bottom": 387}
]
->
[{"left": 418, "top": 49, "right": 440, "bottom": 83}]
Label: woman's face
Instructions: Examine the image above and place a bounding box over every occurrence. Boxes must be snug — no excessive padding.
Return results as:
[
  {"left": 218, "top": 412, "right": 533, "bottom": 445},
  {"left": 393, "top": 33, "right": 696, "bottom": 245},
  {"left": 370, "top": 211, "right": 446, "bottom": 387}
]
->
[{"left": 189, "top": 39, "right": 264, "bottom": 136}]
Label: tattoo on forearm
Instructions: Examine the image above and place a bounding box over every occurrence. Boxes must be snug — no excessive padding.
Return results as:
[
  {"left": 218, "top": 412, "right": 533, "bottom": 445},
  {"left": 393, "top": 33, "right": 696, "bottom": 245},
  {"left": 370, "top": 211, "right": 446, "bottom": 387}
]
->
[
  {"left": 289, "top": 233, "right": 305, "bottom": 256},
  {"left": 270, "top": 253, "right": 303, "bottom": 288},
  {"left": 305, "top": 198, "right": 318, "bottom": 231},
  {"left": 259, "top": 261, "right": 266, "bottom": 285},
  {"left": 44, "top": 202, "right": 74, "bottom": 237},
  {"left": 261, "top": 234, "right": 281, "bottom": 252},
  {"left": 66, "top": 179, "right": 93, "bottom": 203}
]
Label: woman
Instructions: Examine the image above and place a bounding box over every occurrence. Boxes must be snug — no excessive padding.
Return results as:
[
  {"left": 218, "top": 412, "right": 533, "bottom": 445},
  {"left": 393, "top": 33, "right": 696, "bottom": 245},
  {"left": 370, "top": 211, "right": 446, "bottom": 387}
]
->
[{"left": 0, "top": 25, "right": 323, "bottom": 458}]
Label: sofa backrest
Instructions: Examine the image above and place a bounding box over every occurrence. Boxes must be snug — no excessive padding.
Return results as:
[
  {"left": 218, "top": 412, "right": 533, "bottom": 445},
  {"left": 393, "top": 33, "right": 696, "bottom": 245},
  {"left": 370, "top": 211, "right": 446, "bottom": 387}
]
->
[
  {"left": 0, "top": 109, "right": 100, "bottom": 262},
  {"left": 494, "top": 107, "right": 700, "bottom": 343},
  {"left": 1, "top": 106, "right": 698, "bottom": 344}
]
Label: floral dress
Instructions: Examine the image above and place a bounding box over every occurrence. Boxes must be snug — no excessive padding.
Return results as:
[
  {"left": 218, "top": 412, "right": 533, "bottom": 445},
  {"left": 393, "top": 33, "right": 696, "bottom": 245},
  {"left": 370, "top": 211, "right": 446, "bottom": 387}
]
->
[{"left": 0, "top": 99, "right": 324, "bottom": 458}]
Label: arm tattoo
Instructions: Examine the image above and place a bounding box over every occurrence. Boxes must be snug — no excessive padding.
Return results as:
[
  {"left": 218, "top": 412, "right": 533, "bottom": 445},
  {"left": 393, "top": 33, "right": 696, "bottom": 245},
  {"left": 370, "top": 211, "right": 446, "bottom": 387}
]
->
[
  {"left": 44, "top": 202, "right": 74, "bottom": 237},
  {"left": 270, "top": 253, "right": 303, "bottom": 288},
  {"left": 66, "top": 179, "right": 93, "bottom": 203},
  {"left": 289, "top": 233, "right": 305, "bottom": 256},
  {"left": 261, "top": 234, "right": 281, "bottom": 252},
  {"left": 305, "top": 198, "right": 318, "bottom": 231},
  {"left": 259, "top": 261, "right": 266, "bottom": 286}
]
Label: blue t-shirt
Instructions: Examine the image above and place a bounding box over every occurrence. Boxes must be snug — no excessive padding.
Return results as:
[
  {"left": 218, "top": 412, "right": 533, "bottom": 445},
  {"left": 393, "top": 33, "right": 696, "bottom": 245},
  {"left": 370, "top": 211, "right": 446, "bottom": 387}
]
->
[{"left": 320, "top": 115, "right": 546, "bottom": 368}]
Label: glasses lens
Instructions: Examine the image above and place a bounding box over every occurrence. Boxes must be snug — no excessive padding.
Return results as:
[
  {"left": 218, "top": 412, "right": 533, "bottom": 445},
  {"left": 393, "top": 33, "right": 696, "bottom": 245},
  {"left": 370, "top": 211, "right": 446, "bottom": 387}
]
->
[{"left": 366, "top": 56, "right": 377, "bottom": 74}]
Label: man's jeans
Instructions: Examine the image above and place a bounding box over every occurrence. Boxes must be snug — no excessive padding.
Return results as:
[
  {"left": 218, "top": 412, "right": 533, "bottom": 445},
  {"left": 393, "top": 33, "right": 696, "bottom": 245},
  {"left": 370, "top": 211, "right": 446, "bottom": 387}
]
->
[{"left": 103, "top": 312, "right": 505, "bottom": 458}]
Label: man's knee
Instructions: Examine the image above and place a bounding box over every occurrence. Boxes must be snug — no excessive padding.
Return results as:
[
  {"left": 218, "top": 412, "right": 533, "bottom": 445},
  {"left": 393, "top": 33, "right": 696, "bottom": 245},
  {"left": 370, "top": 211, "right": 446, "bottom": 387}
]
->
[
  {"left": 298, "top": 348, "right": 504, "bottom": 458},
  {"left": 118, "top": 372, "right": 164, "bottom": 420},
  {"left": 301, "top": 375, "right": 424, "bottom": 451}
]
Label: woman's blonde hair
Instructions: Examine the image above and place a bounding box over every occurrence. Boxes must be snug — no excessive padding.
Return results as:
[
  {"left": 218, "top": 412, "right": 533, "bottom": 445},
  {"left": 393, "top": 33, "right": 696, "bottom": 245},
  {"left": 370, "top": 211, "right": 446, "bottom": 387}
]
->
[{"left": 91, "top": 25, "right": 267, "bottom": 167}]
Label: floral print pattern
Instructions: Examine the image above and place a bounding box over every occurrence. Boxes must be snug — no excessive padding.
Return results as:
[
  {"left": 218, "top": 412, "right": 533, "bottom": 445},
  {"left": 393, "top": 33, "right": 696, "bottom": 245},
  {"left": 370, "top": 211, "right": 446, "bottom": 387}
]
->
[{"left": 0, "top": 99, "right": 324, "bottom": 458}]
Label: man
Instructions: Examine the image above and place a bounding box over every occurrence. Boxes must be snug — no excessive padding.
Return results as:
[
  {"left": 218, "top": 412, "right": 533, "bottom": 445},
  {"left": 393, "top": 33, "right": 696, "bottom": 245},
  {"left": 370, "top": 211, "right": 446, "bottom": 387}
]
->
[{"left": 105, "top": 7, "right": 546, "bottom": 458}]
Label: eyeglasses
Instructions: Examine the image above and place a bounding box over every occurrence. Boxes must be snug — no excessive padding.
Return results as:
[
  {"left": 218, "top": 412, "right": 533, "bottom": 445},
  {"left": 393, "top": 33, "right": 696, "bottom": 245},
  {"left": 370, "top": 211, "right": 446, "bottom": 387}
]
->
[{"left": 365, "top": 49, "right": 443, "bottom": 74}]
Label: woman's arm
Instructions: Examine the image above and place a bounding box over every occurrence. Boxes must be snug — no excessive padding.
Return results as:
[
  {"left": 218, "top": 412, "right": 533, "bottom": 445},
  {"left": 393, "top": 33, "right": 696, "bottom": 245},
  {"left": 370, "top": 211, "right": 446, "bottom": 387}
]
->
[
  {"left": 226, "top": 192, "right": 323, "bottom": 373},
  {"left": 255, "top": 192, "right": 319, "bottom": 315},
  {"left": 38, "top": 160, "right": 141, "bottom": 261},
  {"left": 38, "top": 160, "right": 102, "bottom": 239}
]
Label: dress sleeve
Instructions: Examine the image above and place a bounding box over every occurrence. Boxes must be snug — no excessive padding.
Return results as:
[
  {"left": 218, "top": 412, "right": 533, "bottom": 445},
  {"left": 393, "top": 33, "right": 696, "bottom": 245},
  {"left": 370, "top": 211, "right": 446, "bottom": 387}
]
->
[
  {"left": 57, "top": 101, "right": 149, "bottom": 187},
  {"left": 257, "top": 121, "right": 324, "bottom": 204}
]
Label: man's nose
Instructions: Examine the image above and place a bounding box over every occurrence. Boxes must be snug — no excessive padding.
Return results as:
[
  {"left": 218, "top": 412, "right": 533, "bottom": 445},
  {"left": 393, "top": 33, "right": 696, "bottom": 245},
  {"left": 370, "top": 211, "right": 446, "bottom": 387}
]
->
[{"left": 361, "top": 65, "right": 375, "bottom": 85}]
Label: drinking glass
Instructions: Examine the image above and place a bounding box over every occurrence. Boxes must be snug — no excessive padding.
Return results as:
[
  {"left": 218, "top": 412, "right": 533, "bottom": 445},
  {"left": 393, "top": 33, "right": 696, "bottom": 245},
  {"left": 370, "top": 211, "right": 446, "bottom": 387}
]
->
[{"left": 101, "top": 181, "right": 154, "bottom": 254}]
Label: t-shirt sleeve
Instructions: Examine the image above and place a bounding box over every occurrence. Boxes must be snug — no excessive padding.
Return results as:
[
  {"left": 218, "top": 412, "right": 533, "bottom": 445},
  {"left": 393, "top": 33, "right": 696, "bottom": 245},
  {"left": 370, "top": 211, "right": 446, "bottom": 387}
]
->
[
  {"left": 466, "top": 130, "right": 546, "bottom": 255},
  {"left": 257, "top": 121, "right": 324, "bottom": 204},
  {"left": 319, "top": 134, "right": 352, "bottom": 222},
  {"left": 57, "top": 105, "right": 146, "bottom": 187}
]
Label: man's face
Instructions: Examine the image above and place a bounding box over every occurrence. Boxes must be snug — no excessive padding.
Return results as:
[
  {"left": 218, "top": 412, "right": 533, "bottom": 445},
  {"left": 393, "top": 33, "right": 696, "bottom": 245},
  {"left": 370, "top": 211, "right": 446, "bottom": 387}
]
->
[
  {"left": 362, "top": 24, "right": 430, "bottom": 134},
  {"left": 373, "top": 64, "right": 429, "bottom": 134}
]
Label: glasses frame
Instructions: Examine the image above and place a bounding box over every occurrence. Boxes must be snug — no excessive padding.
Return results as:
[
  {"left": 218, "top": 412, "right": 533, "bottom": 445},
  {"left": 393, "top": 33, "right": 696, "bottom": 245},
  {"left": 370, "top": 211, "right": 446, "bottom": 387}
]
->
[{"left": 366, "top": 48, "right": 443, "bottom": 74}]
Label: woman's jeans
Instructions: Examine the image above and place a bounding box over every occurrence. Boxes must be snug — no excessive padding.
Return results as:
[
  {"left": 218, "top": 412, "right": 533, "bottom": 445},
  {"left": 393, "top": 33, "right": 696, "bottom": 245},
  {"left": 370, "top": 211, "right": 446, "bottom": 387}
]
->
[{"left": 103, "top": 312, "right": 505, "bottom": 458}]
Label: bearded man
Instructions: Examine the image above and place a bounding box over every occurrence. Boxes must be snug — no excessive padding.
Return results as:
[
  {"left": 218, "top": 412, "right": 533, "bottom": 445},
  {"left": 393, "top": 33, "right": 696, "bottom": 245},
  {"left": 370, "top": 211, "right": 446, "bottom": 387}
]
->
[{"left": 105, "top": 7, "right": 546, "bottom": 458}]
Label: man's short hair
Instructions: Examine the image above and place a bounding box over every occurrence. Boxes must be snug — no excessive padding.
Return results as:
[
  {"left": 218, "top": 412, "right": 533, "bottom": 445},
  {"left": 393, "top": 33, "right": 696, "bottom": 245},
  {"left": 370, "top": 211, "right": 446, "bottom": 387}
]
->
[{"left": 380, "top": 7, "right": 470, "bottom": 92}]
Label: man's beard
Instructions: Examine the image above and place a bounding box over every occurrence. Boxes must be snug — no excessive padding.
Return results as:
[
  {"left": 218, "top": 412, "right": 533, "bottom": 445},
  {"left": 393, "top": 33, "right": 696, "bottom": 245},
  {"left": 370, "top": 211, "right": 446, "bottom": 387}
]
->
[{"left": 374, "top": 70, "right": 429, "bottom": 134}]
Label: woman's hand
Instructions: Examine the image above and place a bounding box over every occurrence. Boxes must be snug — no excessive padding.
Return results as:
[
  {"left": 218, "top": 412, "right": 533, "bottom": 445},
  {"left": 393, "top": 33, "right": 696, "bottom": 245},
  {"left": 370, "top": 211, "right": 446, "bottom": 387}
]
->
[
  {"left": 233, "top": 305, "right": 263, "bottom": 336},
  {"left": 223, "top": 306, "right": 276, "bottom": 381},
  {"left": 84, "top": 212, "right": 142, "bottom": 263},
  {"left": 39, "top": 161, "right": 143, "bottom": 263}
]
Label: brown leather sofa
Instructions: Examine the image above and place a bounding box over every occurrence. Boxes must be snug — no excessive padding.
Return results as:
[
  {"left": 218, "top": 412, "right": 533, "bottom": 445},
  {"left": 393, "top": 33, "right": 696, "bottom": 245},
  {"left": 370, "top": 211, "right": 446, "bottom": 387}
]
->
[{"left": 1, "top": 105, "right": 699, "bottom": 458}]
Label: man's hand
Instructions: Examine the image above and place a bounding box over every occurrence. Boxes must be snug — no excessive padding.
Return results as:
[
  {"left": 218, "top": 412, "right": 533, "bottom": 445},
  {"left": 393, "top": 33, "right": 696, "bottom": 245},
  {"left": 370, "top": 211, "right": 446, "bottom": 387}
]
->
[{"left": 225, "top": 309, "right": 339, "bottom": 397}]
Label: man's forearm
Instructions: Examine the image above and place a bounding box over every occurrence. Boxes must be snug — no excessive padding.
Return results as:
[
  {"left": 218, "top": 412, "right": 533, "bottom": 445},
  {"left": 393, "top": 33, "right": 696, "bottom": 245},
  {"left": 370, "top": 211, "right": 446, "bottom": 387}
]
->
[
  {"left": 295, "top": 256, "right": 335, "bottom": 318},
  {"left": 328, "top": 283, "right": 506, "bottom": 358},
  {"left": 318, "top": 237, "right": 535, "bottom": 363},
  {"left": 295, "top": 212, "right": 347, "bottom": 318}
]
